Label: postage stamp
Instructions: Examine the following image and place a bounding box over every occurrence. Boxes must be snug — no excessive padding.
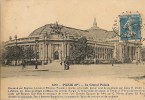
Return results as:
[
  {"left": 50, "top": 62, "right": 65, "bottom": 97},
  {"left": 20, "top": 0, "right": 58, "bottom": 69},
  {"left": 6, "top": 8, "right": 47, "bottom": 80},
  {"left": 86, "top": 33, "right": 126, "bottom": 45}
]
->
[{"left": 120, "top": 14, "right": 141, "bottom": 40}]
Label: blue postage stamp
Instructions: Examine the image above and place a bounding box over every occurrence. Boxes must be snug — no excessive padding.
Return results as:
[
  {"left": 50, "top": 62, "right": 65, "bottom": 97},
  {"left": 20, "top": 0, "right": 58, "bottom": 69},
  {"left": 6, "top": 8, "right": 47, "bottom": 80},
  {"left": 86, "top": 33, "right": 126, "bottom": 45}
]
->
[{"left": 120, "top": 14, "right": 141, "bottom": 40}]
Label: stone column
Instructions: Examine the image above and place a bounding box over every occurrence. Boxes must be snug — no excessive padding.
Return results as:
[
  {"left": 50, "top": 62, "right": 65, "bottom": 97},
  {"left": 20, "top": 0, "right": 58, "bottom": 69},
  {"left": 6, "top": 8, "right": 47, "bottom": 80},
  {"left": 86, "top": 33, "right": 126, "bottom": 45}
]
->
[
  {"left": 108, "top": 49, "right": 110, "bottom": 59},
  {"left": 38, "top": 44, "right": 40, "bottom": 60},
  {"left": 110, "top": 49, "right": 112, "bottom": 59},
  {"left": 43, "top": 42, "right": 46, "bottom": 64},
  {"left": 136, "top": 46, "right": 139, "bottom": 64},
  {"left": 121, "top": 45, "right": 124, "bottom": 62},
  {"left": 133, "top": 47, "right": 135, "bottom": 60},
  {"left": 98, "top": 47, "right": 100, "bottom": 59},
  {"left": 96, "top": 47, "right": 98, "bottom": 59},
  {"left": 63, "top": 43, "right": 66, "bottom": 60},
  {"left": 48, "top": 43, "right": 51, "bottom": 60},
  {"left": 46, "top": 43, "right": 49, "bottom": 62},
  {"left": 105, "top": 48, "right": 107, "bottom": 60},
  {"left": 100, "top": 47, "right": 102, "bottom": 59},
  {"left": 51, "top": 44, "right": 53, "bottom": 59},
  {"left": 103, "top": 48, "right": 105, "bottom": 60},
  {"left": 62, "top": 42, "right": 64, "bottom": 60},
  {"left": 106, "top": 49, "right": 108, "bottom": 60},
  {"left": 138, "top": 46, "right": 141, "bottom": 63},
  {"left": 67, "top": 43, "right": 69, "bottom": 57},
  {"left": 129, "top": 46, "right": 131, "bottom": 60}
]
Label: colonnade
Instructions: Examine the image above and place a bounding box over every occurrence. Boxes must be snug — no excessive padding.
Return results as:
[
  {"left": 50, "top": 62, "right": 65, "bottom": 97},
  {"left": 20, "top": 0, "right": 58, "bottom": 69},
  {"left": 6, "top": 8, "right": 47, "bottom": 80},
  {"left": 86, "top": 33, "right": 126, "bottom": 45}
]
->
[{"left": 94, "top": 47, "right": 113, "bottom": 60}]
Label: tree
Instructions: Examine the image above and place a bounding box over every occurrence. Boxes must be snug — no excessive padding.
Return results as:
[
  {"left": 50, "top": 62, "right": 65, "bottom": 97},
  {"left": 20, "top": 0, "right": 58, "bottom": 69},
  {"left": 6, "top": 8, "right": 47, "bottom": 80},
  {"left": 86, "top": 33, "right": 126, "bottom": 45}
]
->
[
  {"left": 4, "top": 46, "right": 23, "bottom": 65},
  {"left": 23, "top": 46, "right": 35, "bottom": 61},
  {"left": 70, "top": 37, "right": 87, "bottom": 63},
  {"left": 86, "top": 45, "right": 94, "bottom": 58},
  {"left": 69, "top": 36, "right": 94, "bottom": 63},
  {"left": 2, "top": 45, "right": 36, "bottom": 65},
  {"left": 0, "top": 42, "right": 6, "bottom": 65}
]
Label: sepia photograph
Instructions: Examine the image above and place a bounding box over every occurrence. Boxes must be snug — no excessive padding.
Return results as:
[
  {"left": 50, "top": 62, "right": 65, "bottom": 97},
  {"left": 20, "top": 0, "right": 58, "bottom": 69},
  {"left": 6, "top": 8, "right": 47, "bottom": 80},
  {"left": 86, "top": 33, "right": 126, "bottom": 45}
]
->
[{"left": 1, "top": 0, "right": 145, "bottom": 100}]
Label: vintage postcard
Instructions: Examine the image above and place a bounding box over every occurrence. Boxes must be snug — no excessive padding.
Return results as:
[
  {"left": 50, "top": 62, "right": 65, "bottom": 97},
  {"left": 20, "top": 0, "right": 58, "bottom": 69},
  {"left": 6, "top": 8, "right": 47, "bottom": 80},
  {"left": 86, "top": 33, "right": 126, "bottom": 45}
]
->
[{"left": 1, "top": 0, "right": 145, "bottom": 100}]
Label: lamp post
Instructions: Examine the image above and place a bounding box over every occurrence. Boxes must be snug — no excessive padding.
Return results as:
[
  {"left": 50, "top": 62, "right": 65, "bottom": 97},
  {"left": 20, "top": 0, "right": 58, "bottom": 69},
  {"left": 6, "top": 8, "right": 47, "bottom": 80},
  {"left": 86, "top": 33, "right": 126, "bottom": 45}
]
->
[{"left": 35, "top": 39, "right": 39, "bottom": 69}]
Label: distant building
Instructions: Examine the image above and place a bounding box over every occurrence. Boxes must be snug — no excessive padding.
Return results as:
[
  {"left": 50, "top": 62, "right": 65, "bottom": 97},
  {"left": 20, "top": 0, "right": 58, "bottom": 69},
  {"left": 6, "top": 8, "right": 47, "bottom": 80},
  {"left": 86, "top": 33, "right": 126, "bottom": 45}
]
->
[{"left": 4, "top": 19, "right": 142, "bottom": 64}]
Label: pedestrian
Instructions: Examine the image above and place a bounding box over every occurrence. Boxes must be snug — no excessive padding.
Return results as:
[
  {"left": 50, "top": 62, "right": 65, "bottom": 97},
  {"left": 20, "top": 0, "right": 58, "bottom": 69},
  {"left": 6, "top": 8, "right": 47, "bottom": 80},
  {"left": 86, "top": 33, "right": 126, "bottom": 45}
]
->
[
  {"left": 60, "top": 61, "right": 62, "bottom": 65},
  {"left": 35, "top": 61, "right": 38, "bottom": 69},
  {"left": 64, "top": 57, "right": 70, "bottom": 70},
  {"left": 64, "top": 60, "right": 66, "bottom": 70},
  {"left": 48, "top": 58, "right": 51, "bottom": 63},
  {"left": 66, "top": 61, "right": 69, "bottom": 70},
  {"left": 22, "top": 60, "right": 26, "bottom": 69},
  {"left": 112, "top": 59, "right": 114, "bottom": 66},
  {"left": 64, "top": 61, "right": 69, "bottom": 70}
]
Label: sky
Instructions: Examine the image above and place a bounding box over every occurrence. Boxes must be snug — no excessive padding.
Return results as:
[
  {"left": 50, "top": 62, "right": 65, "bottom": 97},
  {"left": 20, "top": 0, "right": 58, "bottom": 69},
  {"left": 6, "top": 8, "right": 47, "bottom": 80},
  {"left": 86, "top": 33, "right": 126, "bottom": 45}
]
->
[{"left": 1, "top": 0, "right": 145, "bottom": 45}]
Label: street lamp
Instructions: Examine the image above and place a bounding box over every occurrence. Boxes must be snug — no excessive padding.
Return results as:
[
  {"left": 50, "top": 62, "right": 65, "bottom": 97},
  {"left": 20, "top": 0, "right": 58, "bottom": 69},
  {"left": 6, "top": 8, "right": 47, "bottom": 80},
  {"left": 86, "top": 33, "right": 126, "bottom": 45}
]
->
[{"left": 35, "top": 39, "right": 39, "bottom": 69}]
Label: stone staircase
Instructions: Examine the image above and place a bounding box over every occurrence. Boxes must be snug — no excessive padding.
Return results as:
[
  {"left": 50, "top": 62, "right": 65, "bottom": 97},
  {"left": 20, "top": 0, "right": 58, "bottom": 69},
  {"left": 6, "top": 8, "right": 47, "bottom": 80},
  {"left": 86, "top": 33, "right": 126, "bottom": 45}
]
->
[{"left": 45, "top": 60, "right": 64, "bottom": 72}]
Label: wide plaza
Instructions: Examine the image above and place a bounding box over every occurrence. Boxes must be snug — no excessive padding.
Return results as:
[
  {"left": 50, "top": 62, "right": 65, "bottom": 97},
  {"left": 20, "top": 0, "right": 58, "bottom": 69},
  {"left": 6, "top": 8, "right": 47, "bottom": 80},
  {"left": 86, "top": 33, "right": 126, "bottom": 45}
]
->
[{"left": 1, "top": 62, "right": 145, "bottom": 79}]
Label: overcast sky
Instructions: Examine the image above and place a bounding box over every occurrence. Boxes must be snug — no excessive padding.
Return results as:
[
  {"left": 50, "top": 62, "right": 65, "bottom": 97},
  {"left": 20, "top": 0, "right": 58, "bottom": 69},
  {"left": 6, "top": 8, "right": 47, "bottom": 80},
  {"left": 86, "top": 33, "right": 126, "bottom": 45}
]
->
[{"left": 1, "top": 0, "right": 145, "bottom": 45}]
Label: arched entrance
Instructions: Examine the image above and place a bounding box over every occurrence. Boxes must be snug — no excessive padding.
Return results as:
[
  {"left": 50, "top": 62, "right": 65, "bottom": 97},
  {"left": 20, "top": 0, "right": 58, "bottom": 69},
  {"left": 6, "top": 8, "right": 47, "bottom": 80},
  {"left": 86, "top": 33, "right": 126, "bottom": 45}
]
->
[{"left": 54, "top": 51, "right": 59, "bottom": 60}]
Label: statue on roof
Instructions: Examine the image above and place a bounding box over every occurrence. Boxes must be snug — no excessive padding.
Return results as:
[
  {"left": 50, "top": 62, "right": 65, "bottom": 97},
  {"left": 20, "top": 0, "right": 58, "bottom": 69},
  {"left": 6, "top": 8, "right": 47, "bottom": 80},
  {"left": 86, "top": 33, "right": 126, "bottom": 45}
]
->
[{"left": 50, "top": 21, "right": 63, "bottom": 34}]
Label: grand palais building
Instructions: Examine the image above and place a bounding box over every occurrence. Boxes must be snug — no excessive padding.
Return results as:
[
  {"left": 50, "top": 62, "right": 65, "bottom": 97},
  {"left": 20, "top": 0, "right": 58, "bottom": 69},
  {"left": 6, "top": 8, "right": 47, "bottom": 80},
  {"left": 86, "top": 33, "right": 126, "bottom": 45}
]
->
[{"left": 4, "top": 19, "right": 142, "bottom": 65}]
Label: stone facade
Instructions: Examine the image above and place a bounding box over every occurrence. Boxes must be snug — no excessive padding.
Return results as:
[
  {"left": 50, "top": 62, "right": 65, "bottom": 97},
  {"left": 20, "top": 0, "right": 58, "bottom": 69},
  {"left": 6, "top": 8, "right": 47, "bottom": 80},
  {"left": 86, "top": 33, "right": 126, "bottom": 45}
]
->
[{"left": 4, "top": 20, "right": 142, "bottom": 64}]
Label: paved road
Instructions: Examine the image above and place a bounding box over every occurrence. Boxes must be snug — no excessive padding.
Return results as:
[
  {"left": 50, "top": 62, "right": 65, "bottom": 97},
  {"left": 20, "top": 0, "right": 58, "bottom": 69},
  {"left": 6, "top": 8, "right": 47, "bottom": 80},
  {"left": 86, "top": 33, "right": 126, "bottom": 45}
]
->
[{"left": 1, "top": 62, "right": 145, "bottom": 79}]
